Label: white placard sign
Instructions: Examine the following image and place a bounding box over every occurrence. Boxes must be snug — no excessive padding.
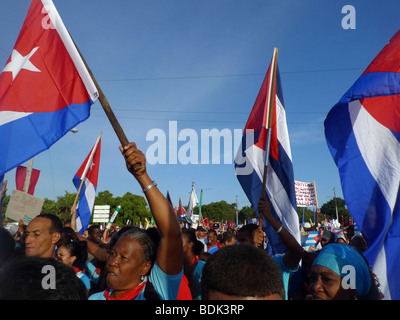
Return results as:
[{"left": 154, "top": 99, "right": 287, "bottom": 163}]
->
[
  {"left": 294, "top": 181, "right": 317, "bottom": 207},
  {"left": 6, "top": 189, "right": 44, "bottom": 224}
]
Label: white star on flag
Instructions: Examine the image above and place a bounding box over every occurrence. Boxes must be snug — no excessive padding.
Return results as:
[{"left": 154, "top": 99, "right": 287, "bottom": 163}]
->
[{"left": 2, "top": 47, "right": 41, "bottom": 81}]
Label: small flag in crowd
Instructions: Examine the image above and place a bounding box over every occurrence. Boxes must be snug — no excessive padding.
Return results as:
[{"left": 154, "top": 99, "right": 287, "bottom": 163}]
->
[
  {"left": 303, "top": 231, "right": 323, "bottom": 252},
  {"left": 325, "top": 29, "right": 400, "bottom": 300},
  {"left": 178, "top": 197, "right": 186, "bottom": 221},
  {"left": 186, "top": 183, "right": 199, "bottom": 222},
  {"left": 0, "top": 0, "right": 98, "bottom": 177},
  {"left": 166, "top": 190, "right": 173, "bottom": 207},
  {"left": 234, "top": 50, "right": 300, "bottom": 254},
  {"left": 73, "top": 134, "right": 101, "bottom": 235},
  {"left": 15, "top": 165, "right": 40, "bottom": 196}
]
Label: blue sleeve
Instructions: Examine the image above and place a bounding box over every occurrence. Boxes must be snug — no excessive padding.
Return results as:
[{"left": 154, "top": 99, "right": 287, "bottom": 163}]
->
[
  {"left": 148, "top": 261, "right": 183, "bottom": 300},
  {"left": 79, "top": 273, "right": 91, "bottom": 290},
  {"left": 273, "top": 254, "right": 299, "bottom": 300}
]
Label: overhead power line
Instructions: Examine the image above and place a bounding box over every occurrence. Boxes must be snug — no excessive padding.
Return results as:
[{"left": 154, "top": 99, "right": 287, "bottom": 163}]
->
[{"left": 97, "top": 67, "right": 363, "bottom": 82}]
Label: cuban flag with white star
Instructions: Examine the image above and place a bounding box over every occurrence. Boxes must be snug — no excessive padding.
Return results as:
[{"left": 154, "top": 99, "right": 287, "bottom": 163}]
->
[
  {"left": 73, "top": 134, "right": 101, "bottom": 235},
  {"left": 0, "top": 0, "right": 98, "bottom": 176}
]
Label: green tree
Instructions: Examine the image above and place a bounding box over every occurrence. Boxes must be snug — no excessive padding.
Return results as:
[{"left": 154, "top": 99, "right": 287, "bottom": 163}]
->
[
  {"left": 114, "top": 192, "right": 151, "bottom": 226},
  {"left": 320, "top": 197, "right": 351, "bottom": 225},
  {"left": 199, "top": 200, "right": 236, "bottom": 222},
  {"left": 238, "top": 205, "right": 256, "bottom": 224},
  {"left": 95, "top": 190, "right": 115, "bottom": 207},
  {"left": 41, "top": 198, "right": 59, "bottom": 216},
  {"left": 56, "top": 191, "right": 77, "bottom": 223}
]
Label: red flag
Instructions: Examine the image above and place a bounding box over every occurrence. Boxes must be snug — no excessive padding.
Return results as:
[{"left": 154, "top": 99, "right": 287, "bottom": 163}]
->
[
  {"left": 15, "top": 165, "right": 40, "bottom": 195},
  {"left": 0, "top": 0, "right": 98, "bottom": 177}
]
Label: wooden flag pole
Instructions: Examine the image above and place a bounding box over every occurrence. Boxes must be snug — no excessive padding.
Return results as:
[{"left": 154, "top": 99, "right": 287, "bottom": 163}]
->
[
  {"left": 69, "top": 35, "right": 140, "bottom": 171},
  {"left": 313, "top": 180, "right": 319, "bottom": 226},
  {"left": 259, "top": 48, "right": 279, "bottom": 229}
]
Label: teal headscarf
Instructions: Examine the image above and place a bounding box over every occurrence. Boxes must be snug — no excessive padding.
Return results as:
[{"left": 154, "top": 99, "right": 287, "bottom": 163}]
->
[{"left": 312, "top": 243, "right": 371, "bottom": 296}]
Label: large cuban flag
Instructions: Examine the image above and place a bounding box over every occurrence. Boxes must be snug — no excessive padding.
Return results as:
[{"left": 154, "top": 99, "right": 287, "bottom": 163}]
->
[
  {"left": 0, "top": 0, "right": 98, "bottom": 177},
  {"left": 73, "top": 134, "right": 101, "bottom": 235},
  {"left": 325, "top": 29, "right": 400, "bottom": 300},
  {"left": 234, "top": 55, "right": 300, "bottom": 255}
]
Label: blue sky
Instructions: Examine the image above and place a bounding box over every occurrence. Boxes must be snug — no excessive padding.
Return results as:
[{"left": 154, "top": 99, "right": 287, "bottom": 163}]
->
[{"left": 1, "top": 0, "right": 399, "bottom": 211}]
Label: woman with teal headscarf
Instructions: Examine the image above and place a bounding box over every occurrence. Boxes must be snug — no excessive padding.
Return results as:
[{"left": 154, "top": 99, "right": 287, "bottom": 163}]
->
[{"left": 310, "top": 243, "right": 384, "bottom": 300}]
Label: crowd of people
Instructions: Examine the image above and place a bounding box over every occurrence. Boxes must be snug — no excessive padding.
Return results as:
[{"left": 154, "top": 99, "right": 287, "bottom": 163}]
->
[{"left": 0, "top": 142, "right": 384, "bottom": 300}]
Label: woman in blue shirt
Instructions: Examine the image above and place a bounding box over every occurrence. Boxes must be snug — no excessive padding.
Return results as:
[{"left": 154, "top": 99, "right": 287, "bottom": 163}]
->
[
  {"left": 57, "top": 239, "right": 91, "bottom": 295},
  {"left": 89, "top": 142, "right": 183, "bottom": 300}
]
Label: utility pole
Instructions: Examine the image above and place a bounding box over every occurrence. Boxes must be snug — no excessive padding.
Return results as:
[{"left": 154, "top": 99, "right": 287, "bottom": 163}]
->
[
  {"left": 235, "top": 195, "right": 238, "bottom": 226},
  {"left": 23, "top": 158, "right": 34, "bottom": 193},
  {"left": 333, "top": 187, "right": 339, "bottom": 221}
]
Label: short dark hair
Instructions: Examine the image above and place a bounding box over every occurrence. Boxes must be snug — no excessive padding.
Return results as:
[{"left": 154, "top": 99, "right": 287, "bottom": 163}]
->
[
  {"left": 87, "top": 224, "right": 100, "bottom": 235},
  {"left": 237, "top": 224, "right": 258, "bottom": 244},
  {"left": 0, "top": 256, "right": 87, "bottom": 300},
  {"left": 36, "top": 213, "right": 63, "bottom": 234},
  {"left": 201, "top": 244, "right": 284, "bottom": 299},
  {"left": 118, "top": 227, "right": 155, "bottom": 266},
  {"left": 58, "top": 239, "right": 88, "bottom": 270},
  {"left": 222, "top": 230, "right": 237, "bottom": 244}
]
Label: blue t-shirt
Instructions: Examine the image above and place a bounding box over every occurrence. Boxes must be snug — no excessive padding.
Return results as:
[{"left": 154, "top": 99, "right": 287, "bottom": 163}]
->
[
  {"left": 207, "top": 244, "right": 219, "bottom": 255},
  {"left": 273, "top": 254, "right": 298, "bottom": 300},
  {"left": 192, "top": 260, "right": 205, "bottom": 300},
  {"left": 89, "top": 261, "right": 183, "bottom": 300},
  {"left": 76, "top": 270, "right": 91, "bottom": 290}
]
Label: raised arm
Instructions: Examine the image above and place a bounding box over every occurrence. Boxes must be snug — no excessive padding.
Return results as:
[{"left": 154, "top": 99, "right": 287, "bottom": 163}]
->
[
  {"left": 258, "top": 196, "right": 304, "bottom": 269},
  {"left": 119, "top": 142, "right": 183, "bottom": 276}
]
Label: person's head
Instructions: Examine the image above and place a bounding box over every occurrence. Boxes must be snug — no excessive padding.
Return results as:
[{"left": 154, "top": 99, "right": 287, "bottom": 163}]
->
[
  {"left": 221, "top": 230, "right": 237, "bottom": 246},
  {"left": 0, "top": 227, "right": 15, "bottom": 267},
  {"left": 350, "top": 234, "right": 368, "bottom": 253},
  {"left": 63, "top": 219, "right": 72, "bottom": 228},
  {"left": 199, "top": 252, "right": 211, "bottom": 262},
  {"left": 196, "top": 226, "right": 207, "bottom": 239},
  {"left": 237, "top": 224, "right": 258, "bottom": 244},
  {"left": 25, "top": 214, "right": 63, "bottom": 258},
  {"left": 181, "top": 228, "right": 197, "bottom": 258},
  {"left": 201, "top": 244, "right": 284, "bottom": 300},
  {"left": 207, "top": 229, "right": 217, "bottom": 246},
  {"left": 87, "top": 225, "right": 102, "bottom": 244},
  {"left": 58, "top": 226, "right": 78, "bottom": 247},
  {"left": 0, "top": 256, "right": 87, "bottom": 300},
  {"left": 310, "top": 243, "right": 382, "bottom": 300},
  {"left": 321, "top": 231, "right": 334, "bottom": 247},
  {"left": 57, "top": 239, "right": 88, "bottom": 270},
  {"left": 106, "top": 227, "right": 154, "bottom": 297}
]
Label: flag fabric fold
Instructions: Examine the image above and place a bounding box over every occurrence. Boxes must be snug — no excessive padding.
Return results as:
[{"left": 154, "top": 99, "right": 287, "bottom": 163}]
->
[
  {"left": 186, "top": 184, "right": 199, "bottom": 223},
  {"left": 0, "top": 0, "right": 98, "bottom": 177},
  {"left": 234, "top": 54, "right": 300, "bottom": 255},
  {"left": 324, "top": 29, "right": 400, "bottom": 300},
  {"left": 73, "top": 135, "right": 101, "bottom": 235}
]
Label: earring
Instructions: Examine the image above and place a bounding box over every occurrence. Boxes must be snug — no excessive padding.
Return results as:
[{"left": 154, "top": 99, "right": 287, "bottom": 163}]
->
[{"left": 140, "top": 275, "right": 145, "bottom": 281}]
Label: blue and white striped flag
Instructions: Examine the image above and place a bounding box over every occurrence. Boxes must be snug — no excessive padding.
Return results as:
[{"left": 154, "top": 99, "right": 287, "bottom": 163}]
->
[{"left": 325, "top": 29, "right": 400, "bottom": 300}]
